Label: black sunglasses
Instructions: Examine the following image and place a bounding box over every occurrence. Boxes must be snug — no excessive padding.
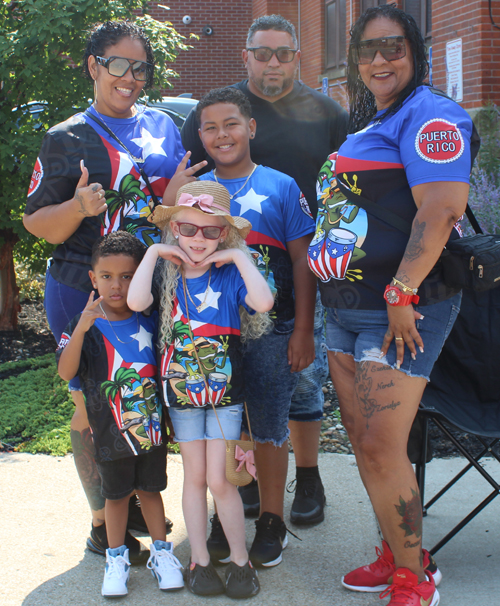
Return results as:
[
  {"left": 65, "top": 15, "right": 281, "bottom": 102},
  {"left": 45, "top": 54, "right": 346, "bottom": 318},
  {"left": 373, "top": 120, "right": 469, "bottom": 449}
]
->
[
  {"left": 246, "top": 47, "right": 298, "bottom": 63},
  {"left": 353, "top": 36, "right": 406, "bottom": 65},
  {"left": 95, "top": 56, "right": 152, "bottom": 81}
]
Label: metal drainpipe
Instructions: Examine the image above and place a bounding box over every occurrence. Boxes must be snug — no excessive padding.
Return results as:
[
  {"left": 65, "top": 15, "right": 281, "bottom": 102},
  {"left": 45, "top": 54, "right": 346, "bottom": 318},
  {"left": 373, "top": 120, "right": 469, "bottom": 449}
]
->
[{"left": 298, "top": 0, "right": 301, "bottom": 80}]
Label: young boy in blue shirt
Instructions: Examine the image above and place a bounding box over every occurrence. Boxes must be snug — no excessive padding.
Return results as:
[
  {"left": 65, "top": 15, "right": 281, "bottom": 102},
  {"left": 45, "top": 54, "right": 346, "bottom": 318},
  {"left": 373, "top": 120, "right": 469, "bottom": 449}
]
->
[
  {"left": 57, "top": 231, "right": 183, "bottom": 598},
  {"left": 186, "top": 87, "right": 317, "bottom": 567}
]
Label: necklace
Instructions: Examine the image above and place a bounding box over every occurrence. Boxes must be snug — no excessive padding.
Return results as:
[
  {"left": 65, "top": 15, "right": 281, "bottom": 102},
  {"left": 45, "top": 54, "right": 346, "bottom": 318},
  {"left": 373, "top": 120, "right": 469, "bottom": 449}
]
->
[
  {"left": 183, "top": 266, "right": 212, "bottom": 313},
  {"left": 213, "top": 164, "right": 257, "bottom": 200},
  {"left": 99, "top": 303, "right": 140, "bottom": 344}
]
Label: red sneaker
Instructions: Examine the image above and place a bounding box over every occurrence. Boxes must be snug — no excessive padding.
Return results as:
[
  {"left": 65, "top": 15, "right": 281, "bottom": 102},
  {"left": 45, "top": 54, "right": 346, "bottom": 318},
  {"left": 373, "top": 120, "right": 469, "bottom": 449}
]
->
[
  {"left": 380, "top": 568, "right": 439, "bottom": 606},
  {"left": 341, "top": 540, "right": 442, "bottom": 592}
]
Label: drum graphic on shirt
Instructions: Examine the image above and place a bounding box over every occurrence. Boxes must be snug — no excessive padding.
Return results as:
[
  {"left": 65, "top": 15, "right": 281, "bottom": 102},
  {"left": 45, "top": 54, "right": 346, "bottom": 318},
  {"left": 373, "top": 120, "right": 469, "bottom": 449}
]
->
[
  {"left": 208, "top": 372, "right": 228, "bottom": 405},
  {"left": 307, "top": 231, "right": 330, "bottom": 282},
  {"left": 324, "top": 228, "right": 357, "bottom": 280},
  {"left": 186, "top": 374, "right": 208, "bottom": 407}
]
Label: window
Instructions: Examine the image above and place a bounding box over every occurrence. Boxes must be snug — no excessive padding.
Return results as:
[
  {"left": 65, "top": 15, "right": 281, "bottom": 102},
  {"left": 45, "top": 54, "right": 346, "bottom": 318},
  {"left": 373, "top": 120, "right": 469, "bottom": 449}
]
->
[
  {"left": 362, "top": 0, "right": 386, "bottom": 12},
  {"left": 403, "top": 0, "right": 432, "bottom": 38},
  {"left": 325, "top": 0, "right": 346, "bottom": 71}
]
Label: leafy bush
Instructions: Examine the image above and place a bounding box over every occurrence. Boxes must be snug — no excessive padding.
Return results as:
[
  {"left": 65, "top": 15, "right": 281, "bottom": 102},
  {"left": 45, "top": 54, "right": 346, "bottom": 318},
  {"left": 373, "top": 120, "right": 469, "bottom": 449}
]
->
[
  {"left": 0, "top": 355, "right": 73, "bottom": 455},
  {"left": 15, "top": 262, "right": 45, "bottom": 302}
]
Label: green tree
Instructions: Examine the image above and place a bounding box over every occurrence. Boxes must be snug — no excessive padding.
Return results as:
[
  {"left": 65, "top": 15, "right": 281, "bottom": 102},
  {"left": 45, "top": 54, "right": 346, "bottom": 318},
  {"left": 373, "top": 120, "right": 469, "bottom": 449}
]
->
[{"left": 0, "top": 0, "right": 189, "bottom": 330}]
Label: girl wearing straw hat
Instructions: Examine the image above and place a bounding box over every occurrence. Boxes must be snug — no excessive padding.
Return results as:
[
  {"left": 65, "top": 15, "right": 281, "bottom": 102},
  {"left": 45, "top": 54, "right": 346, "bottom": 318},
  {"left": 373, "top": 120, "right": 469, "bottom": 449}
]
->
[{"left": 128, "top": 181, "right": 273, "bottom": 598}]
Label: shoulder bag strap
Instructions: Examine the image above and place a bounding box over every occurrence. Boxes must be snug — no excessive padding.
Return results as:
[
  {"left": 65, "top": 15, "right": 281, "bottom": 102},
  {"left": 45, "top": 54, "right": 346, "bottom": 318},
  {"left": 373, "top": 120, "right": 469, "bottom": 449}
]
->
[{"left": 84, "top": 109, "right": 161, "bottom": 208}]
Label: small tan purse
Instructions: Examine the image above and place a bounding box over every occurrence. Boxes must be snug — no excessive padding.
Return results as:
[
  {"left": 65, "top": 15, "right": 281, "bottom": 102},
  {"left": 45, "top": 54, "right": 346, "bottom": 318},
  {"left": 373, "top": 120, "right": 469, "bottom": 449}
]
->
[{"left": 182, "top": 276, "right": 257, "bottom": 486}]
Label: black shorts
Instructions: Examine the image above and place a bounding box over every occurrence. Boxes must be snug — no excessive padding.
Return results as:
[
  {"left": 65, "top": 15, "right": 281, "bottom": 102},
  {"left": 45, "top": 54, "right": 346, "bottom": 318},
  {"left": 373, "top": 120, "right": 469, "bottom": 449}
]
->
[{"left": 96, "top": 444, "right": 167, "bottom": 500}]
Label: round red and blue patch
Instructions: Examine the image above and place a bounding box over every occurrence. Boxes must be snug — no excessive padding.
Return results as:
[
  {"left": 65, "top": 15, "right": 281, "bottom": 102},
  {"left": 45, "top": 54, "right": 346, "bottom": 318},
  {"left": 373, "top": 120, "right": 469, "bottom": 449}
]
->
[
  {"left": 415, "top": 119, "right": 464, "bottom": 164},
  {"left": 27, "top": 156, "right": 44, "bottom": 196}
]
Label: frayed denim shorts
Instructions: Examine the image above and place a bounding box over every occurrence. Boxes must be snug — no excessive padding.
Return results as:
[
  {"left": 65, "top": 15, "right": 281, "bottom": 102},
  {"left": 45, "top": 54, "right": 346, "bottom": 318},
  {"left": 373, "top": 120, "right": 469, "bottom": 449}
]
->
[
  {"left": 168, "top": 404, "right": 244, "bottom": 442},
  {"left": 325, "top": 293, "right": 462, "bottom": 381}
]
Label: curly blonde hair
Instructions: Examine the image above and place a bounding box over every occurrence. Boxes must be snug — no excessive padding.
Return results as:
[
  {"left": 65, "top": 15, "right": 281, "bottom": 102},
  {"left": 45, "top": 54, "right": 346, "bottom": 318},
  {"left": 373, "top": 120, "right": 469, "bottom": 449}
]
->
[{"left": 158, "top": 222, "right": 272, "bottom": 350}]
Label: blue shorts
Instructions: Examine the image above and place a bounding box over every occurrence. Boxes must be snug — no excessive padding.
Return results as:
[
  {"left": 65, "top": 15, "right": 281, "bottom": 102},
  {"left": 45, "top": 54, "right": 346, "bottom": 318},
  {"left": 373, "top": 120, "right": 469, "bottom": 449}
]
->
[
  {"left": 168, "top": 404, "right": 244, "bottom": 442},
  {"left": 44, "top": 270, "right": 90, "bottom": 391},
  {"left": 325, "top": 294, "right": 462, "bottom": 381},
  {"left": 96, "top": 444, "right": 167, "bottom": 500},
  {"left": 290, "top": 292, "right": 328, "bottom": 422},
  {"left": 243, "top": 319, "right": 300, "bottom": 446}
]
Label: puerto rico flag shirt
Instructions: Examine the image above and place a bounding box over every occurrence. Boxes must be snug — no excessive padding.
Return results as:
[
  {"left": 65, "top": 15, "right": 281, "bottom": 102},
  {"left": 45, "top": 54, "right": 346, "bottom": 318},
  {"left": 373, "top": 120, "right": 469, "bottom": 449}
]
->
[
  {"left": 56, "top": 311, "right": 164, "bottom": 462},
  {"left": 200, "top": 166, "right": 315, "bottom": 323},
  {"left": 159, "top": 264, "right": 250, "bottom": 409},
  {"left": 25, "top": 106, "right": 185, "bottom": 293},
  {"left": 309, "top": 86, "right": 473, "bottom": 310}
]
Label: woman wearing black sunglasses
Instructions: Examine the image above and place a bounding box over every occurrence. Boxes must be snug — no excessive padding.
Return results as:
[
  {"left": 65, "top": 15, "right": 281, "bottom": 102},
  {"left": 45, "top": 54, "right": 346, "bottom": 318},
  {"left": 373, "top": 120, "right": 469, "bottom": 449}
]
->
[
  {"left": 23, "top": 20, "right": 196, "bottom": 562},
  {"left": 308, "top": 5, "right": 476, "bottom": 606}
]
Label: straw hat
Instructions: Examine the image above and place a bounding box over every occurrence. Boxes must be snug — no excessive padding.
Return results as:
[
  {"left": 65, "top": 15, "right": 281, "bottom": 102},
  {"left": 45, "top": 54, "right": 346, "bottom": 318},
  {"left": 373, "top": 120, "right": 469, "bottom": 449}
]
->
[{"left": 150, "top": 181, "right": 252, "bottom": 239}]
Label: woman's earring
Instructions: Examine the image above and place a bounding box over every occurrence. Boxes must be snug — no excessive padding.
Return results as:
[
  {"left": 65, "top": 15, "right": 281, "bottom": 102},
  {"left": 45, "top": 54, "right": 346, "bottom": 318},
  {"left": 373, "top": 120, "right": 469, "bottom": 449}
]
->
[{"left": 175, "top": 235, "right": 179, "bottom": 239}]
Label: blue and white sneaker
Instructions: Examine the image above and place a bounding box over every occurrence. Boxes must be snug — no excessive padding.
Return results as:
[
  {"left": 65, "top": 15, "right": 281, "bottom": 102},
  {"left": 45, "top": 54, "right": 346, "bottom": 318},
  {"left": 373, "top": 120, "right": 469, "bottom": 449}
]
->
[
  {"left": 101, "top": 546, "right": 130, "bottom": 597},
  {"left": 147, "top": 541, "right": 184, "bottom": 591}
]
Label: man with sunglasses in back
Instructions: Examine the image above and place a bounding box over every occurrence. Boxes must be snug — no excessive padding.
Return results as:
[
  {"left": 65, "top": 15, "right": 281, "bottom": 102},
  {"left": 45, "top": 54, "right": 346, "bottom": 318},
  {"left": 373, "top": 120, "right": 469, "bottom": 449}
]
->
[{"left": 182, "top": 14, "right": 348, "bottom": 548}]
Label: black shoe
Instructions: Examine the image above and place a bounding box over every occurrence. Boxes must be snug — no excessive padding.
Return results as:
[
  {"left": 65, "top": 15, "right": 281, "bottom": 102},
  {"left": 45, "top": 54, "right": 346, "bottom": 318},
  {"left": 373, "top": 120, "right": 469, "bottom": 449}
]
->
[
  {"left": 288, "top": 470, "right": 326, "bottom": 526},
  {"left": 207, "top": 513, "right": 230, "bottom": 565},
  {"left": 184, "top": 558, "right": 225, "bottom": 596},
  {"left": 127, "top": 495, "right": 173, "bottom": 535},
  {"left": 225, "top": 561, "right": 260, "bottom": 599},
  {"left": 249, "top": 512, "right": 288, "bottom": 568},
  {"left": 86, "top": 523, "right": 149, "bottom": 565},
  {"left": 238, "top": 479, "right": 260, "bottom": 517}
]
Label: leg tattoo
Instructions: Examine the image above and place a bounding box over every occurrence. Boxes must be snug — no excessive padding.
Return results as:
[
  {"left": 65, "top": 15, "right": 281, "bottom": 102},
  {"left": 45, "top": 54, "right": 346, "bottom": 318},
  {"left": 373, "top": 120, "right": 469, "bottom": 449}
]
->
[
  {"left": 395, "top": 488, "right": 423, "bottom": 548},
  {"left": 71, "top": 428, "right": 105, "bottom": 512}
]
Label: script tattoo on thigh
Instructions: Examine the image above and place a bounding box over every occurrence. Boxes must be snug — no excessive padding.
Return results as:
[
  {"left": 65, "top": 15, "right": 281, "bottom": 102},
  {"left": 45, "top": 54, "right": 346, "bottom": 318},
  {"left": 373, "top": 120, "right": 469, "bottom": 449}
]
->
[
  {"left": 355, "top": 363, "right": 401, "bottom": 428},
  {"left": 403, "top": 219, "right": 426, "bottom": 262},
  {"left": 395, "top": 488, "right": 423, "bottom": 545}
]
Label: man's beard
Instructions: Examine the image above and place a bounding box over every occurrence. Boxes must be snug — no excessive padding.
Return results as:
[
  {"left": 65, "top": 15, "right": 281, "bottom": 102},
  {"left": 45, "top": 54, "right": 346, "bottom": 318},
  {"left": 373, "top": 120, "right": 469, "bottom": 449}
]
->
[{"left": 255, "top": 76, "right": 294, "bottom": 98}]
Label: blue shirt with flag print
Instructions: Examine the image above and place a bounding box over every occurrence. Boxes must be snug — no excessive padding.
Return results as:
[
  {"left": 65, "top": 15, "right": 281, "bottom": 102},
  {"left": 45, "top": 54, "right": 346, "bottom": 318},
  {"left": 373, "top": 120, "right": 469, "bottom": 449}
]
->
[
  {"left": 159, "top": 263, "right": 250, "bottom": 409},
  {"left": 56, "top": 311, "right": 164, "bottom": 462},
  {"left": 199, "top": 165, "right": 315, "bottom": 322}
]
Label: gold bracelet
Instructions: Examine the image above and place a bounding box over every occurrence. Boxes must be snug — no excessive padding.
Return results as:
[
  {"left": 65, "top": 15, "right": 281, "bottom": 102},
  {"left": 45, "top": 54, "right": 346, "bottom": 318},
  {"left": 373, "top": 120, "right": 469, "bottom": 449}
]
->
[{"left": 392, "top": 277, "right": 418, "bottom": 295}]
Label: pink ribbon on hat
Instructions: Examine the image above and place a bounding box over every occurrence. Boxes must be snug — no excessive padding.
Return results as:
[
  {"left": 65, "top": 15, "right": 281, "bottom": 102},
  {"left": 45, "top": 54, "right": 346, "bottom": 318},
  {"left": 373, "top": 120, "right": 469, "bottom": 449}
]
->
[
  {"left": 177, "top": 192, "right": 227, "bottom": 214},
  {"left": 234, "top": 445, "right": 257, "bottom": 480}
]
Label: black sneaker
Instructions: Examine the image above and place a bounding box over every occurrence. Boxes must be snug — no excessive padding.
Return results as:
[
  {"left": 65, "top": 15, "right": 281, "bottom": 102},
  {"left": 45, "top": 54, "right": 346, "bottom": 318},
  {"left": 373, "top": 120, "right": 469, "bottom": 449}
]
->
[
  {"left": 249, "top": 512, "right": 288, "bottom": 568},
  {"left": 127, "top": 495, "right": 173, "bottom": 535},
  {"left": 225, "top": 561, "right": 260, "bottom": 599},
  {"left": 207, "top": 513, "right": 231, "bottom": 565},
  {"left": 86, "top": 523, "right": 149, "bottom": 565},
  {"left": 238, "top": 479, "right": 260, "bottom": 517},
  {"left": 288, "top": 471, "right": 326, "bottom": 526},
  {"left": 184, "top": 558, "right": 225, "bottom": 596}
]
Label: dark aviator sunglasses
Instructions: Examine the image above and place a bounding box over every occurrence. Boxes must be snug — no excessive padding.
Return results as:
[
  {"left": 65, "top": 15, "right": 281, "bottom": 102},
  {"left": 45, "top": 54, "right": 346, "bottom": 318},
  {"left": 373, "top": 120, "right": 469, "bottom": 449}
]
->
[
  {"left": 246, "top": 46, "right": 298, "bottom": 63},
  {"left": 95, "top": 56, "right": 152, "bottom": 81},
  {"left": 353, "top": 36, "right": 406, "bottom": 65}
]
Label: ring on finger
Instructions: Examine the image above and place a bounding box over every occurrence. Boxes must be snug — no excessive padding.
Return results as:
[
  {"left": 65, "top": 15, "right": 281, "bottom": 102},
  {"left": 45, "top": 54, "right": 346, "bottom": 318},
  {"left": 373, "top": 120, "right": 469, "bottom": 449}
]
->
[
  {"left": 395, "top": 337, "right": 404, "bottom": 341},
  {"left": 98, "top": 191, "right": 103, "bottom": 200}
]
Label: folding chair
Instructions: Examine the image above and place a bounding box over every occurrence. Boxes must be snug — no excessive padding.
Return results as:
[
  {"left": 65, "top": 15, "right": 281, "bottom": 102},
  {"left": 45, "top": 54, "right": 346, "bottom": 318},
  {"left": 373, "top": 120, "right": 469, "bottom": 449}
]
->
[{"left": 415, "top": 287, "right": 500, "bottom": 555}]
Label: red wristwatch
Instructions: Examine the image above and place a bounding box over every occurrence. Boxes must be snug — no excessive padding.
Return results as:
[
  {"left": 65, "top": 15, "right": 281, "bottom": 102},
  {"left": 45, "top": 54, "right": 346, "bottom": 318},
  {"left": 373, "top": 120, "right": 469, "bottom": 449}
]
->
[{"left": 384, "top": 284, "right": 420, "bottom": 306}]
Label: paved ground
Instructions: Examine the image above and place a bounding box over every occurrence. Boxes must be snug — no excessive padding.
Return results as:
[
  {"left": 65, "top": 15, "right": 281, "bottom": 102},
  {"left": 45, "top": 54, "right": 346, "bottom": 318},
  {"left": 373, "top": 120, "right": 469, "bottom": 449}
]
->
[{"left": 1, "top": 452, "right": 498, "bottom": 606}]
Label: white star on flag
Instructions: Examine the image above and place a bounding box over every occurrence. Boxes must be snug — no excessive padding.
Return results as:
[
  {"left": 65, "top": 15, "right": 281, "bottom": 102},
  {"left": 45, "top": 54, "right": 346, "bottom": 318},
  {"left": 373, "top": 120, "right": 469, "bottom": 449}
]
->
[
  {"left": 131, "top": 129, "right": 168, "bottom": 159},
  {"left": 195, "top": 286, "right": 222, "bottom": 311},
  {"left": 234, "top": 188, "right": 268, "bottom": 216},
  {"left": 130, "top": 325, "right": 153, "bottom": 351}
]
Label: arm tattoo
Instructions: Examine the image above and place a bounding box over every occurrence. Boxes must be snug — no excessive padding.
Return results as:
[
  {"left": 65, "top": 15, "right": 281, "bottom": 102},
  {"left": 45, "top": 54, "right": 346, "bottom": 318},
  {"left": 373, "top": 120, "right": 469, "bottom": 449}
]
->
[
  {"left": 395, "top": 488, "right": 423, "bottom": 543},
  {"left": 75, "top": 191, "right": 92, "bottom": 216},
  {"left": 403, "top": 219, "right": 426, "bottom": 262}
]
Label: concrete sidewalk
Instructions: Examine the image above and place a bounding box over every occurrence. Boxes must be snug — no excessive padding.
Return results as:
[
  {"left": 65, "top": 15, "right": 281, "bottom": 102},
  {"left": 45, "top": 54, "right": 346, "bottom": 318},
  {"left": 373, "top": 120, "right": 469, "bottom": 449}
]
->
[{"left": 1, "top": 452, "right": 498, "bottom": 606}]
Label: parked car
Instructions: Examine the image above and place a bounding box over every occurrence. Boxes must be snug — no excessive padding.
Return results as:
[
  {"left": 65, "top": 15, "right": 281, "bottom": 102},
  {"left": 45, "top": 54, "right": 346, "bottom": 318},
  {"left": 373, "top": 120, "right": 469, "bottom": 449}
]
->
[{"left": 144, "top": 94, "right": 198, "bottom": 129}]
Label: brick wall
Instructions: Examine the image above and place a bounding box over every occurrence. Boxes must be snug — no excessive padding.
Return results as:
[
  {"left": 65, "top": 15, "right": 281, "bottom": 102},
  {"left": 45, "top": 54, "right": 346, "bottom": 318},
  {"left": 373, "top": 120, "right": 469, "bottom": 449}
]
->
[{"left": 148, "top": 1, "right": 251, "bottom": 99}]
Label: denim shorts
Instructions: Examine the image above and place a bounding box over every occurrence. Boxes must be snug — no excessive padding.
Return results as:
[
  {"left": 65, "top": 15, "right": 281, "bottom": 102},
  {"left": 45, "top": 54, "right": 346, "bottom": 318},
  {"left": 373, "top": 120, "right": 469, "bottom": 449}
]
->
[
  {"left": 290, "top": 292, "right": 328, "bottom": 422},
  {"left": 96, "top": 444, "right": 167, "bottom": 500},
  {"left": 325, "top": 293, "right": 462, "bottom": 380},
  {"left": 168, "top": 404, "right": 244, "bottom": 442},
  {"left": 45, "top": 270, "right": 90, "bottom": 391},
  {"left": 242, "top": 319, "right": 300, "bottom": 446}
]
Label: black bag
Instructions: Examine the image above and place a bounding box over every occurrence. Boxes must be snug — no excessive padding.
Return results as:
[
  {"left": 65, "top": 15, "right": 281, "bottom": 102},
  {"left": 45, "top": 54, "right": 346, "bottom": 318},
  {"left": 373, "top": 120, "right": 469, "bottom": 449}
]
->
[{"left": 441, "top": 232, "right": 500, "bottom": 292}]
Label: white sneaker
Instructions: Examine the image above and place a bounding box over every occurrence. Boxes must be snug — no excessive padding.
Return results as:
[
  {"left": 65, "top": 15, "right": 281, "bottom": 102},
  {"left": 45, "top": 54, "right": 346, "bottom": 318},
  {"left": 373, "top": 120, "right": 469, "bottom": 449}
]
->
[
  {"left": 147, "top": 541, "right": 184, "bottom": 591},
  {"left": 101, "top": 547, "right": 130, "bottom": 597}
]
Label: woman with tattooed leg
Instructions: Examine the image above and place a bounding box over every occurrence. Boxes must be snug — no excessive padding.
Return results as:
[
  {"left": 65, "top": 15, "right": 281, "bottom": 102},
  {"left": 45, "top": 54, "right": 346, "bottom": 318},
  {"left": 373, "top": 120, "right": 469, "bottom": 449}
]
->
[
  {"left": 308, "top": 6, "right": 475, "bottom": 606},
  {"left": 23, "top": 20, "right": 198, "bottom": 561}
]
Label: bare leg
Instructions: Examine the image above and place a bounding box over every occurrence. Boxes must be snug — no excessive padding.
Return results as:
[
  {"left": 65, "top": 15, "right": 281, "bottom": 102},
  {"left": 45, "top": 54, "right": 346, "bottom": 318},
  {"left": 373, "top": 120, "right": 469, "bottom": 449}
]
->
[
  {"left": 105, "top": 493, "right": 133, "bottom": 549},
  {"left": 288, "top": 420, "right": 322, "bottom": 467},
  {"left": 179, "top": 441, "right": 210, "bottom": 566},
  {"left": 254, "top": 441, "right": 288, "bottom": 519},
  {"left": 136, "top": 490, "right": 166, "bottom": 543},
  {"left": 70, "top": 391, "right": 105, "bottom": 526},
  {"left": 207, "top": 439, "right": 248, "bottom": 566}
]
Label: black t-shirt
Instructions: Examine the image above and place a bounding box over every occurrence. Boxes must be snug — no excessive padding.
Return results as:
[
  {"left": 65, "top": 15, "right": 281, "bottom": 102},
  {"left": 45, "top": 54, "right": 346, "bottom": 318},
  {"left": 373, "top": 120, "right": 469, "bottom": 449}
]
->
[{"left": 181, "top": 80, "right": 348, "bottom": 217}]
